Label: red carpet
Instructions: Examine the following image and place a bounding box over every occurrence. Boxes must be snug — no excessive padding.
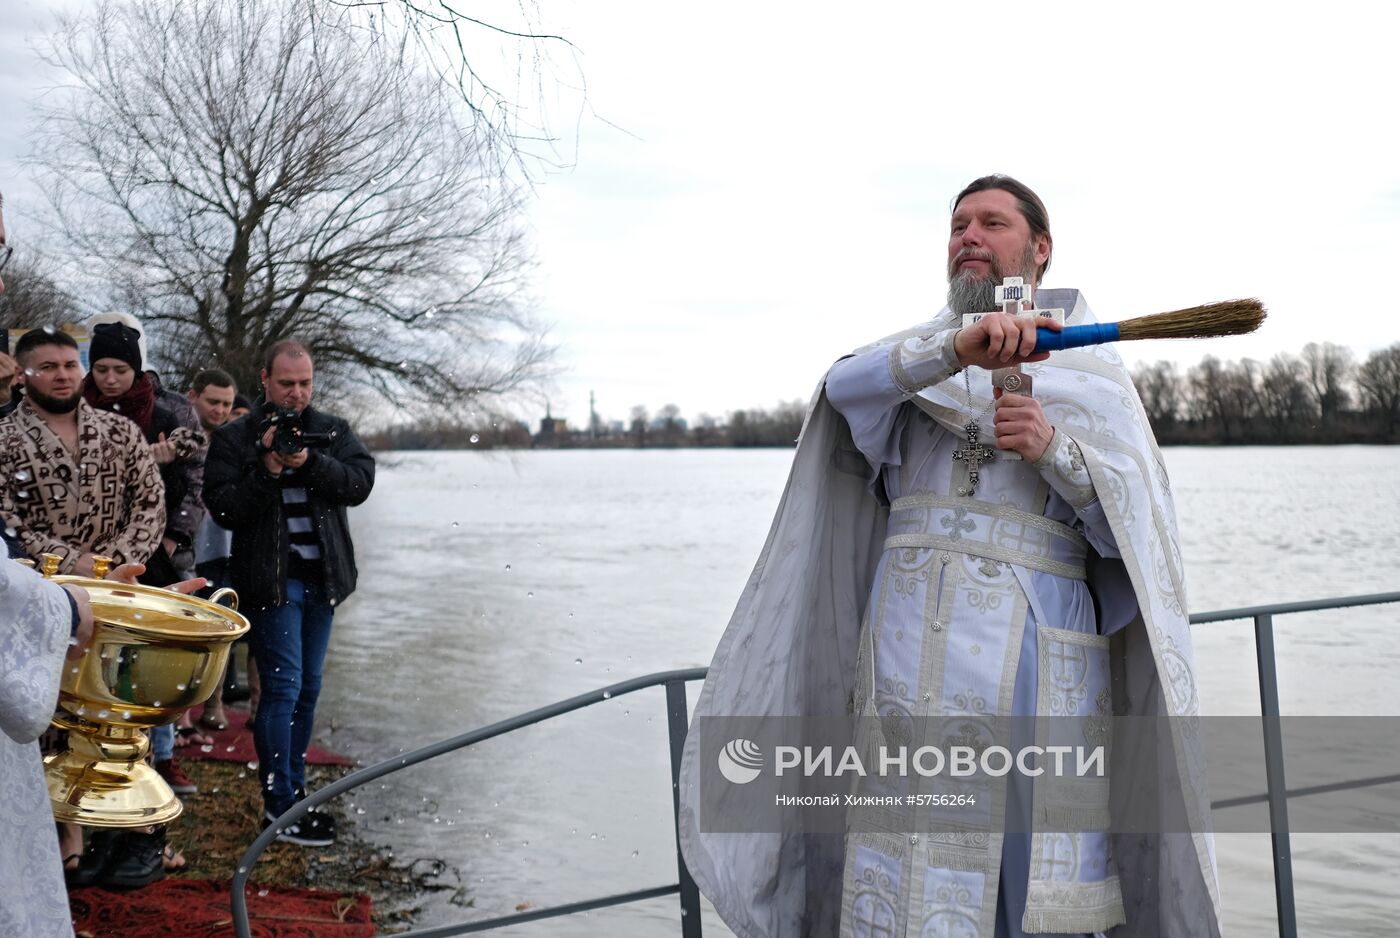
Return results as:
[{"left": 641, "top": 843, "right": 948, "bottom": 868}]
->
[
  {"left": 181, "top": 705, "right": 352, "bottom": 767},
  {"left": 69, "top": 879, "right": 373, "bottom": 937}
]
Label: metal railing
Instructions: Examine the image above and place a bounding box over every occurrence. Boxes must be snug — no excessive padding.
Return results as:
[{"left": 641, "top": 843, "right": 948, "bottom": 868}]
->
[{"left": 231, "top": 591, "right": 1400, "bottom": 938}]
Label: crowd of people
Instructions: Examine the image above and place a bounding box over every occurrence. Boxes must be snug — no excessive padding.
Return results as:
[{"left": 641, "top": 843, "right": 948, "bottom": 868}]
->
[{"left": 0, "top": 192, "right": 376, "bottom": 936}]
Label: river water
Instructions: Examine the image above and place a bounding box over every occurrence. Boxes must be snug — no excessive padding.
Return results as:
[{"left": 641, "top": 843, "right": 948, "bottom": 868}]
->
[{"left": 315, "top": 446, "right": 1400, "bottom": 936}]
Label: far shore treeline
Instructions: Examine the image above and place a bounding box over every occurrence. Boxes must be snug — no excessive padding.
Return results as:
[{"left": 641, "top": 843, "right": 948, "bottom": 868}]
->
[{"left": 364, "top": 342, "right": 1400, "bottom": 451}]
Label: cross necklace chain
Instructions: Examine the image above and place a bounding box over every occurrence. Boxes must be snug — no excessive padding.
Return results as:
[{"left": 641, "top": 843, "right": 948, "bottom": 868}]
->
[{"left": 952, "top": 368, "right": 996, "bottom": 497}]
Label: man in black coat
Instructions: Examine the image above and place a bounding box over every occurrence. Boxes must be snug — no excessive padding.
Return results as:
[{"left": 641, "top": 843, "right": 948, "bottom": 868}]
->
[{"left": 203, "top": 339, "right": 374, "bottom": 846}]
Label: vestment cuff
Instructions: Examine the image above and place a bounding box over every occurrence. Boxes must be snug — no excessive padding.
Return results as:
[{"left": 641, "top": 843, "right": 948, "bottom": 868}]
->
[
  {"left": 887, "top": 328, "right": 961, "bottom": 396},
  {"left": 1033, "top": 429, "right": 1097, "bottom": 509},
  {"left": 64, "top": 588, "right": 81, "bottom": 638}
]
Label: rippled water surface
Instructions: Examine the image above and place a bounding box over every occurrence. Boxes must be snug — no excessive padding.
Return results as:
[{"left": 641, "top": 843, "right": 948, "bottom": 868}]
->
[{"left": 315, "top": 446, "right": 1400, "bottom": 935}]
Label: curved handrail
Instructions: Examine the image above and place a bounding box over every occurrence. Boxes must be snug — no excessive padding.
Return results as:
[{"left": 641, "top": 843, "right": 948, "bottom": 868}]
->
[{"left": 230, "top": 668, "right": 706, "bottom": 936}]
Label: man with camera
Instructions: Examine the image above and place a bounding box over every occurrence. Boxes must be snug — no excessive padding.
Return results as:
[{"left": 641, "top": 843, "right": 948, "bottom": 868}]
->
[{"left": 203, "top": 339, "right": 374, "bottom": 846}]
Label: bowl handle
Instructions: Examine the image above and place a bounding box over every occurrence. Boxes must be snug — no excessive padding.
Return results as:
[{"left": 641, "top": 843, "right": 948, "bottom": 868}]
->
[{"left": 209, "top": 587, "right": 240, "bottom": 611}]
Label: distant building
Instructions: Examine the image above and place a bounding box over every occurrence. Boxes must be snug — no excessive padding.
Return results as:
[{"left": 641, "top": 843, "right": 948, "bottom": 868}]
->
[{"left": 534, "top": 403, "right": 568, "bottom": 446}]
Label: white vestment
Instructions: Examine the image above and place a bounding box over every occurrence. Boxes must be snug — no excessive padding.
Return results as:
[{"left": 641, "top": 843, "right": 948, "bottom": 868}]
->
[
  {"left": 0, "top": 562, "right": 78, "bottom": 937},
  {"left": 679, "top": 290, "right": 1220, "bottom": 938}
]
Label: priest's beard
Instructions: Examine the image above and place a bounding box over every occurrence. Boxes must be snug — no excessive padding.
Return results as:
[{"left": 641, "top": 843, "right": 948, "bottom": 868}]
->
[
  {"left": 26, "top": 386, "right": 82, "bottom": 414},
  {"left": 947, "top": 241, "right": 1039, "bottom": 315}
]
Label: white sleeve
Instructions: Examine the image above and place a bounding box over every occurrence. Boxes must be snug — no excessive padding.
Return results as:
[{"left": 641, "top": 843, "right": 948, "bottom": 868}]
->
[
  {"left": 0, "top": 565, "right": 71, "bottom": 744},
  {"left": 826, "top": 329, "right": 961, "bottom": 476}
]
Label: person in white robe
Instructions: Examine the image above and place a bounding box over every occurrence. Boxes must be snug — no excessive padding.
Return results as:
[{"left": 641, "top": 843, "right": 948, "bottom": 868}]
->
[
  {"left": 679, "top": 176, "right": 1220, "bottom": 937},
  {"left": 0, "top": 558, "right": 95, "bottom": 937},
  {"left": 0, "top": 191, "right": 95, "bottom": 937}
]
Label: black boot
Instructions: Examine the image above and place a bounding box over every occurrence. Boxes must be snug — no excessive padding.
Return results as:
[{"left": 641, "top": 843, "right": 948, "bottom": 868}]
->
[
  {"left": 99, "top": 827, "right": 167, "bottom": 888},
  {"left": 65, "top": 829, "right": 123, "bottom": 888}
]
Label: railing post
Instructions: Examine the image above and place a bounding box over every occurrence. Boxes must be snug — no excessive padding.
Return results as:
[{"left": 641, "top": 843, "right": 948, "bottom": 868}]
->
[
  {"left": 1254, "top": 613, "right": 1297, "bottom": 938},
  {"left": 666, "top": 680, "right": 703, "bottom": 937}
]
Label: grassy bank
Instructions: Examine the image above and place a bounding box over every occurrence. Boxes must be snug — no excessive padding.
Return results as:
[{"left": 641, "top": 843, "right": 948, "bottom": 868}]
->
[{"left": 158, "top": 758, "right": 461, "bottom": 934}]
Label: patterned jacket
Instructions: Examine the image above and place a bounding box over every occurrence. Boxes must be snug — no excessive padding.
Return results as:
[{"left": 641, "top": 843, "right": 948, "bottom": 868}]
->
[{"left": 0, "top": 400, "right": 166, "bottom": 572}]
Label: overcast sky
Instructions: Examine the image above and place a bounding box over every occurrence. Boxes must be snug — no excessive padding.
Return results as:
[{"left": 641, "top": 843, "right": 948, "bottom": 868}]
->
[{"left": 4, "top": 1, "right": 1399, "bottom": 427}]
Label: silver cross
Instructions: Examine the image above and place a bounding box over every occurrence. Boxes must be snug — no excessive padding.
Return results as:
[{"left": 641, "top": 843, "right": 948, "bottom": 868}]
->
[{"left": 952, "top": 422, "right": 995, "bottom": 497}]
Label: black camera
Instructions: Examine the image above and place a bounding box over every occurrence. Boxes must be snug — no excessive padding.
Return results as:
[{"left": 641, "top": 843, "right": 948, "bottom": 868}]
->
[{"left": 262, "top": 405, "right": 333, "bottom": 455}]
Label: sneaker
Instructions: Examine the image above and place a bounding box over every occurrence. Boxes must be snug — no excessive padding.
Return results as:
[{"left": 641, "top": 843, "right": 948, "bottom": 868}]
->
[
  {"left": 99, "top": 829, "right": 167, "bottom": 888},
  {"left": 262, "top": 810, "right": 335, "bottom": 847},
  {"left": 294, "top": 787, "right": 329, "bottom": 815},
  {"left": 155, "top": 757, "right": 198, "bottom": 795}
]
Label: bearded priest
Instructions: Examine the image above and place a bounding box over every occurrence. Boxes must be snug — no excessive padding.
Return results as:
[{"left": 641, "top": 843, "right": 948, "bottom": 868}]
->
[{"left": 679, "top": 175, "right": 1219, "bottom": 938}]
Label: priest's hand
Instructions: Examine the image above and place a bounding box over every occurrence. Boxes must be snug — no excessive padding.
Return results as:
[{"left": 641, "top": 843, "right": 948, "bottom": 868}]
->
[
  {"left": 61, "top": 584, "right": 94, "bottom": 660},
  {"left": 992, "top": 388, "right": 1054, "bottom": 462},
  {"left": 105, "top": 563, "right": 208, "bottom": 595},
  {"left": 954, "top": 313, "right": 1063, "bottom": 369}
]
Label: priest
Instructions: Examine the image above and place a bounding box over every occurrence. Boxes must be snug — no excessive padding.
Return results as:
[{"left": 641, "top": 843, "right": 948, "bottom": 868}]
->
[
  {"left": 678, "top": 175, "right": 1220, "bottom": 937},
  {"left": 0, "top": 556, "right": 94, "bottom": 936}
]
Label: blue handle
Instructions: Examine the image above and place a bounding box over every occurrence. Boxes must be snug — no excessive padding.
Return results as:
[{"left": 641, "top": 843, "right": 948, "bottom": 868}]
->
[{"left": 1034, "top": 322, "right": 1120, "bottom": 351}]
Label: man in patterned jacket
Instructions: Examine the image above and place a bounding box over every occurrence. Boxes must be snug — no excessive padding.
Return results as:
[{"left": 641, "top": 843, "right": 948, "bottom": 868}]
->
[{"left": 0, "top": 327, "right": 166, "bottom": 574}]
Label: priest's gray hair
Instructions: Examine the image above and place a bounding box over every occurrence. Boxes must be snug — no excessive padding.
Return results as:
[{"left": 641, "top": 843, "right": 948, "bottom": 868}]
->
[{"left": 952, "top": 174, "right": 1053, "bottom": 282}]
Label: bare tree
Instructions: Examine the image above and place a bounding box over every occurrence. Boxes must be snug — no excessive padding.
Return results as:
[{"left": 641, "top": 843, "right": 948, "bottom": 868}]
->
[
  {"left": 1300, "top": 342, "right": 1354, "bottom": 425},
  {"left": 33, "top": 0, "right": 554, "bottom": 409},
  {"left": 0, "top": 259, "right": 82, "bottom": 333},
  {"left": 1131, "top": 361, "right": 1182, "bottom": 430},
  {"left": 1256, "top": 352, "right": 1315, "bottom": 436},
  {"left": 629, "top": 404, "right": 649, "bottom": 445},
  {"left": 1356, "top": 343, "right": 1400, "bottom": 437}
]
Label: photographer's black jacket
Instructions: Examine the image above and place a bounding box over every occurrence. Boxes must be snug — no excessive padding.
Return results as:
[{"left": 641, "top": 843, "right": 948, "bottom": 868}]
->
[{"left": 202, "top": 402, "right": 375, "bottom": 609}]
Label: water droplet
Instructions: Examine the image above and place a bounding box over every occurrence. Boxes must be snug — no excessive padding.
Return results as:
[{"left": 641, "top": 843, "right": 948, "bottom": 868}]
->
[
  {"left": 589, "top": 833, "right": 597, "bottom": 840},
  {"left": 504, "top": 564, "right": 512, "bottom": 572},
  {"left": 451, "top": 521, "right": 459, "bottom": 528},
  {"left": 484, "top": 831, "right": 492, "bottom": 839},
  {"left": 14, "top": 470, "right": 29, "bottom": 482},
  {"left": 602, "top": 691, "right": 612, "bottom": 699},
  {"left": 526, "top": 591, "right": 533, "bottom": 598},
  {"left": 574, "top": 658, "right": 582, "bottom": 665},
  {"left": 201, "top": 744, "right": 213, "bottom": 753},
  {"left": 425, "top": 307, "right": 437, "bottom": 319},
  {"left": 469, "top": 433, "right": 480, "bottom": 444},
  {"left": 97, "top": 709, "right": 110, "bottom": 719},
  {"left": 356, "top": 807, "right": 366, "bottom": 815},
  {"left": 176, "top": 683, "right": 187, "bottom": 690},
  {"left": 631, "top": 850, "right": 639, "bottom": 858},
  {"left": 257, "top": 888, "right": 269, "bottom": 897}
]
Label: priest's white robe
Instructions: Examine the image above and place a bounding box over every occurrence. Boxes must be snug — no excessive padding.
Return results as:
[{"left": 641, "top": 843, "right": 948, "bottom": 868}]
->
[
  {"left": 0, "top": 562, "right": 78, "bottom": 937},
  {"left": 679, "top": 289, "right": 1220, "bottom": 938}
]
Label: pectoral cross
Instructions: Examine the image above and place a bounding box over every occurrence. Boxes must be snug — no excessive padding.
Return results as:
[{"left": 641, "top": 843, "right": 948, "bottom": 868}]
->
[{"left": 953, "top": 421, "right": 996, "bottom": 497}]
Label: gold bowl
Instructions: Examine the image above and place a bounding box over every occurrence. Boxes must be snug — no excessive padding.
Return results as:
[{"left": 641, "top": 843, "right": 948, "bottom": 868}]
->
[{"left": 40, "top": 560, "right": 249, "bottom": 827}]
